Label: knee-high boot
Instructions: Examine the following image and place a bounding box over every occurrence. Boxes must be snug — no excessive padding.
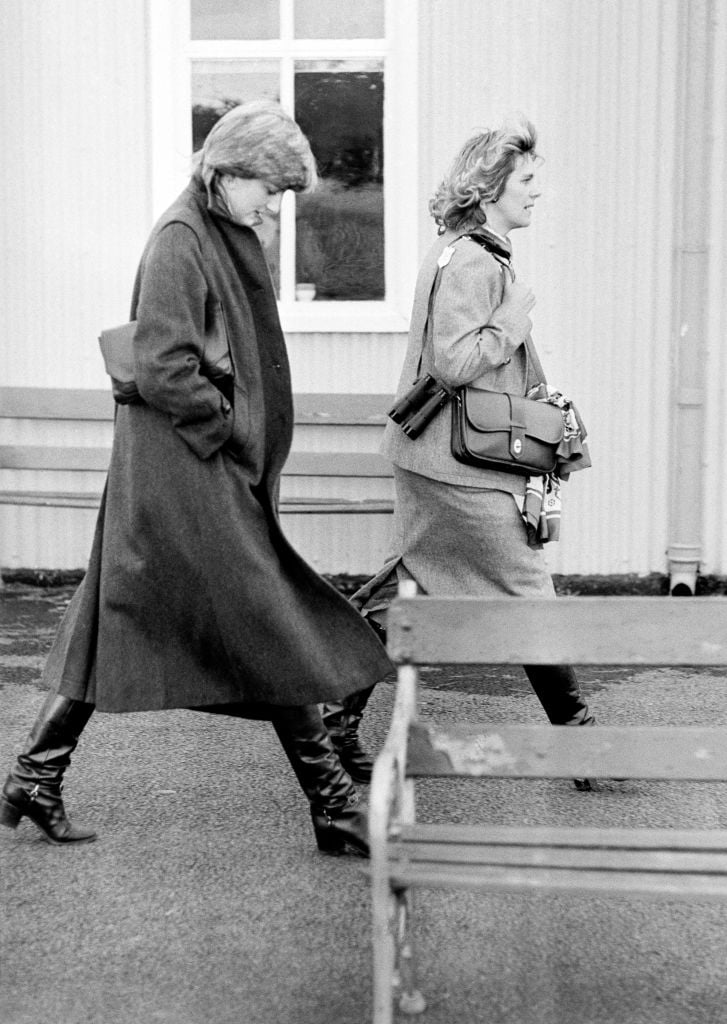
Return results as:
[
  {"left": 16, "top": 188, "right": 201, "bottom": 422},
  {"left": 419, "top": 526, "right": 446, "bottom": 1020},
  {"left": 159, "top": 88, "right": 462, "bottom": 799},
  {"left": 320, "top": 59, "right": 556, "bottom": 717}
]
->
[
  {"left": 320, "top": 613, "right": 387, "bottom": 784},
  {"left": 523, "top": 664, "right": 595, "bottom": 791},
  {"left": 523, "top": 664, "right": 595, "bottom": 727},
  {"left": 0, "top": 693, "right": 96, "bottom": 844},
  {"left": 321, "top": 684, "right": 376, "bottom": 784},
  {"left": 271, "top": 705, "right": 369, "bottom": 858}
]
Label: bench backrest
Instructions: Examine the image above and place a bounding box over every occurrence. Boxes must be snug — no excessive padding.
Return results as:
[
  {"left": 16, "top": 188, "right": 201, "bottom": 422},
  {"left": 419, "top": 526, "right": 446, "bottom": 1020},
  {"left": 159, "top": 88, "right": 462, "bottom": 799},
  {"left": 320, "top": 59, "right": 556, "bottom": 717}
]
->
[
  {"left": 386, "top": 592, "right": 727, "bottom": 783},
  {"left": 0, "top": 386, "right": 395, "bottom": 480},
  {"left": 387, "top": 595, "right": 727, "bottom": 665}
]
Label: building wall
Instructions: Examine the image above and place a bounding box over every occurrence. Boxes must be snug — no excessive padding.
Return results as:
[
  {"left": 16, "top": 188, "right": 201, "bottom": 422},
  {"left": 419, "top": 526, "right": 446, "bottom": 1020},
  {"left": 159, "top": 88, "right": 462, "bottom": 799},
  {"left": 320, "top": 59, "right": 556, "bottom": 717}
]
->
[
  {"left": 2, "top": 0, "right": 725, "bottom": 578},
  {"left": 0, "top": 0, "right": 151, "bottom": 390}
]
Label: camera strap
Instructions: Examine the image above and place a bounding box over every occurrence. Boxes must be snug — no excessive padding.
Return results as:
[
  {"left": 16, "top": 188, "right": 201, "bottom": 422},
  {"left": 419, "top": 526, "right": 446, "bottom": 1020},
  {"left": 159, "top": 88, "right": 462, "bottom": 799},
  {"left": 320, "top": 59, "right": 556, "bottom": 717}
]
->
[
  {"left": 418, "top": 230, "right": 545, "bottom": 392},
  {"left": 417, "top": 230, "right": 511, "bottom": 378}
]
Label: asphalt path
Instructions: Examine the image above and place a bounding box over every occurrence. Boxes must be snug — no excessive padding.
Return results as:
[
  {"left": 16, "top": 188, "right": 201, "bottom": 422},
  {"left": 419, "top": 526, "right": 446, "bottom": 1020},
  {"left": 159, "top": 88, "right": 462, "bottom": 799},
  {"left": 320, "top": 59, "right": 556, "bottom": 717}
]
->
[{"left": 2, "top": 585, "right": 727, "bottom": 1024}]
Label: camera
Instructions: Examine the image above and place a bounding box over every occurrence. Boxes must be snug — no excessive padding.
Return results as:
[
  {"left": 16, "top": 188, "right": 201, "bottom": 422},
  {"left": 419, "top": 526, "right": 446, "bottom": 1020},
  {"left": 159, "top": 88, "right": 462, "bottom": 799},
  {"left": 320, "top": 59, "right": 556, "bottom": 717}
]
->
[{"left": 388, "top": 374, "right": 452, "bottom": 440}]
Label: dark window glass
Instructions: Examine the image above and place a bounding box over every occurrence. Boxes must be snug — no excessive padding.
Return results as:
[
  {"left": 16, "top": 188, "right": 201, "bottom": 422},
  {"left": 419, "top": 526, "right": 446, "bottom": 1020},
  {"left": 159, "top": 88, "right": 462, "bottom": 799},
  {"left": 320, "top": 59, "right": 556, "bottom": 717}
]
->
[{"left": 294, "top": 69, "right": 384, "bottom": 301}]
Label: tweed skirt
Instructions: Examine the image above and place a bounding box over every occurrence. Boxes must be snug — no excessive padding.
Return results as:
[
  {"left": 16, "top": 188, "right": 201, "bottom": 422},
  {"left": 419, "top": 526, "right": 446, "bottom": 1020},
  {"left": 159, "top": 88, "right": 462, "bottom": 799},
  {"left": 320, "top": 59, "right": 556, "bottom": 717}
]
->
[
  {"left": 393, "top": 466, "right": 555, "bottom": 597},
  {"left": 351, "top": 466, "right": 556, "bottom": 619}
]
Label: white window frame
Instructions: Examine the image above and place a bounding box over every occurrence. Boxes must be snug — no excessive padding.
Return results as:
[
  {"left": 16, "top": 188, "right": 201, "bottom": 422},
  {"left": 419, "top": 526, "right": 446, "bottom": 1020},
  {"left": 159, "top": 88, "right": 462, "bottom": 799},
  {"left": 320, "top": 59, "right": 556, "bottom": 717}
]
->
[{"left": 148, "top": 0, "right": 418, "bottom": 333}]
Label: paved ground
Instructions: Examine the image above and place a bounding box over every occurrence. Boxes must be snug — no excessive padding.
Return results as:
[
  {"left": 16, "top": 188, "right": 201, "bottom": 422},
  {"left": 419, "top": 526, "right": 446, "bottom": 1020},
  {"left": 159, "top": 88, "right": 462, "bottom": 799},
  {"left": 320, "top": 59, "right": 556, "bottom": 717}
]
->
[{"left": 2, "top": 584, "right": 727, "bottom": 1024}]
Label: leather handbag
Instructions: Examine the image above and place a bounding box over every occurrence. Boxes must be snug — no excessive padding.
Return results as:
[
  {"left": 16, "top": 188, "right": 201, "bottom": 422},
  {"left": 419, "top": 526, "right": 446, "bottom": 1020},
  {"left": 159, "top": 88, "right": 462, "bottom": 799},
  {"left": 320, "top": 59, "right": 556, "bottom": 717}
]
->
[
  {"left": 450, "top": 385, "right": 565, "bottom": 476},
  {"left": 98, "top": 303, "right": 233, "bottom": 404}
]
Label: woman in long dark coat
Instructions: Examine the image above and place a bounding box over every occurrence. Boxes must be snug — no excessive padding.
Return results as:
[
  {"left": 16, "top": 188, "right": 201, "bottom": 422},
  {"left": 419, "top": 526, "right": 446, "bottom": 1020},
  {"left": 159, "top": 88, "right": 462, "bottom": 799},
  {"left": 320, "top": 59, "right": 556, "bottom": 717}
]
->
[{"left": 0, "top": 100, "right": 390, "bottom": 856}]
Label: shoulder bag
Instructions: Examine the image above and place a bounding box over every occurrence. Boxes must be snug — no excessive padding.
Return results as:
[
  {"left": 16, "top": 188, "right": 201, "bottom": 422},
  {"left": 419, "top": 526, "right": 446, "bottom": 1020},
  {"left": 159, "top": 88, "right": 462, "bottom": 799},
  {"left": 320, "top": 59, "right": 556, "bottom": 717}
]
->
[{"left": 98, "top": 302, "right": 233, "bottom": 405}]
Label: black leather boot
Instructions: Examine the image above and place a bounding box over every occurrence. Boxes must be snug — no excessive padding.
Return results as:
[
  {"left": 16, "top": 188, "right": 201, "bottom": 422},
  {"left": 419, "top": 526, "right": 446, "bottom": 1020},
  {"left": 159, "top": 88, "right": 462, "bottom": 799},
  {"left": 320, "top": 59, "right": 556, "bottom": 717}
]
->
[
  {"left": 271, "top": 705, "right": 369, "bottom": 857},
  {"left": 0, "top": 693, "right": 96, "bottom": 844},
  {"left": 523, "top": 665, "right": 595, "bottom": 791},
  {"left": 321, "top": 685, "right": 376, "bottom": 784},
  {"left": 319, "top": 612, "right": 387, "bottom": 784}
]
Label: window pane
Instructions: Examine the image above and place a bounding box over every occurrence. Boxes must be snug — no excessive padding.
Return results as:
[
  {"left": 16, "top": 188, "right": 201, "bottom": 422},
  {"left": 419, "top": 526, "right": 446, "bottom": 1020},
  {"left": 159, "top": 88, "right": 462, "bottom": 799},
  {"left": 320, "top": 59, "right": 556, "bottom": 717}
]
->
[
  {"left": 295, "top": 67, "right": 384, "bottom": 301},
  {"left": 294, "top": 0, "right": 384, "bottom": 39},
  {"left": 191, "top": 0, "right": 279, "bottom": 40},
  {"left": 191, "top": 62, "right": 281, "bottom": 294},
  {"left": 191, "top": 61, "right": 279, "bottom": 150}
]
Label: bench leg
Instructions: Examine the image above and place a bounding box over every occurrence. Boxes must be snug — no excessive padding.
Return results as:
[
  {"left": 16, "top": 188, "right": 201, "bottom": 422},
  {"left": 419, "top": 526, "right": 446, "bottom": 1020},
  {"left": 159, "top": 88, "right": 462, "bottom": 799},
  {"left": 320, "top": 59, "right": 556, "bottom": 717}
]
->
[
  {"left": 394, "top": 887, "right": 426, "bottom": 1016},
  {"left": 372, "top": 880, "right": 398, "bottom": 1024}
]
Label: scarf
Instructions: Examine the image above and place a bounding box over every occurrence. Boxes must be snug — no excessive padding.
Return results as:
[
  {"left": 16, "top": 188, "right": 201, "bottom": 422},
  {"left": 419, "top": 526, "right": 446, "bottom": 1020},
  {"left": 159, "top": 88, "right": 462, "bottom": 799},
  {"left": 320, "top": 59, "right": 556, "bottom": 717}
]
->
[{"left": 520, "top": 384, "right": 588, "bottom": 545}]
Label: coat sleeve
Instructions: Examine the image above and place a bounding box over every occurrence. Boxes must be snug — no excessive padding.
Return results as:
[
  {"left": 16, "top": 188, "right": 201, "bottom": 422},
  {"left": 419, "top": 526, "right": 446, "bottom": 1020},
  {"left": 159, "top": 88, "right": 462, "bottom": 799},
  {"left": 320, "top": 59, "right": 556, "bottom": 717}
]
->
[
  {"left": 132, "top": 222, "right": 234, "bottom": 460},
  {"left": 430, "top": 241, "right": 532, "bottom": 388}
]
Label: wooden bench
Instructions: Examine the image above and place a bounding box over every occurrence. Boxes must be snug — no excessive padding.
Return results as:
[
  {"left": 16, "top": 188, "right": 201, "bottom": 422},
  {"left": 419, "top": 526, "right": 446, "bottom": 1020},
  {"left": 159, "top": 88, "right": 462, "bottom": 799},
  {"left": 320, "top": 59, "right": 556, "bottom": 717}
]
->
[
  {"left": 369, "top": 583, "right": 727, "bottom": 1022},
  {"left": 0, "top": 386, "right": 394, "bottom": 515}
]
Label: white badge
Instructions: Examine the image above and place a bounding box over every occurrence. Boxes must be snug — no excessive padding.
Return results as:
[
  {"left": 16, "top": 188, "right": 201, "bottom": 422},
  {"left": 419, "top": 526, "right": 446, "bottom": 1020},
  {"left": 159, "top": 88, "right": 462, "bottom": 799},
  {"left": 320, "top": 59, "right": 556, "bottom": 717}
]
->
[{"left": 437, "top": 245, "right": 455, "bottom": 268}]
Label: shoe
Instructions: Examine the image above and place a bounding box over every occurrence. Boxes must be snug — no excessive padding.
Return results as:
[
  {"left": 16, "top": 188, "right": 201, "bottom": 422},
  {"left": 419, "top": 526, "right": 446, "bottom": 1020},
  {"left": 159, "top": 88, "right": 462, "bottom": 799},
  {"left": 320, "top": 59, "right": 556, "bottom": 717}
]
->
[{"left": 311, "top": 802, "right": 369, "bottom": 857}]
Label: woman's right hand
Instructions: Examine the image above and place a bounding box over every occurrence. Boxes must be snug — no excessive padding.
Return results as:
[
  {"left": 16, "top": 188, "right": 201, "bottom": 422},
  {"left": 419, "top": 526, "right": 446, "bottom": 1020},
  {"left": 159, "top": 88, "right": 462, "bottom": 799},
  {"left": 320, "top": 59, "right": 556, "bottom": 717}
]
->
[{"left": 500, "top": 273, "right": 536, "bottom": 316}]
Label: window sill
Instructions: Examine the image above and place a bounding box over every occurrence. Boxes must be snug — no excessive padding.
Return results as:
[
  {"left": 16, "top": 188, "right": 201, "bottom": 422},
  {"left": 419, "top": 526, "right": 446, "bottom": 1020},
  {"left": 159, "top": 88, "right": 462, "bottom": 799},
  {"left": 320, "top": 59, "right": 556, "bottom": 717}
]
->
[{"left": 279, "top": 301, "right": 410, "bottom": 334}]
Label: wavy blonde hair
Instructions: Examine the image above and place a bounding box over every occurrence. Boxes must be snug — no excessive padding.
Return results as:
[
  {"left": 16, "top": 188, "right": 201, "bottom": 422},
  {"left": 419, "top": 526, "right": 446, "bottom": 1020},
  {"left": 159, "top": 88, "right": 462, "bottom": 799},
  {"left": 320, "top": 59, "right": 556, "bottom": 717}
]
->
[
  {"left": 193, "top": 99, "right": 318, "bottom": 200},
  {"left": 429, "top": 117, "right": 539, "bottom": 232}
]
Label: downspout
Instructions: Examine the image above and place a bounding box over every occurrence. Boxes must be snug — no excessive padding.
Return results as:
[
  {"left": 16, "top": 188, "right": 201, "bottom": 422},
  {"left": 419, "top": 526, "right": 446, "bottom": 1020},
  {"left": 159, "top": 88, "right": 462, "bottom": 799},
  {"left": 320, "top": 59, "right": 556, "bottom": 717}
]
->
[{"left": 667, "top": 0, "right": 715, "bottom": 595}]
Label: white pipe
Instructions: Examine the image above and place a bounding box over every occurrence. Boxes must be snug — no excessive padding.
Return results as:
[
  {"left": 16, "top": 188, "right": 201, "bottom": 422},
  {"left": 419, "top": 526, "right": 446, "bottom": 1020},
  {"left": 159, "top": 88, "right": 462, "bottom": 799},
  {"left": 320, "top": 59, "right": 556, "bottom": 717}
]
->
[{"left": 667, "top": 0, "right": 715, "bottom": 596}]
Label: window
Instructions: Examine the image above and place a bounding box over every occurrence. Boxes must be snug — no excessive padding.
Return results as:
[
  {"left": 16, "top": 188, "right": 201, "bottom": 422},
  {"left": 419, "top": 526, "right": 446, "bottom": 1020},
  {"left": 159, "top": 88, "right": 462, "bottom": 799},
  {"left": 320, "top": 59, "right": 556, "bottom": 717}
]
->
[{"left": 183, "top": 0, "right": 417, "bottom": 331}]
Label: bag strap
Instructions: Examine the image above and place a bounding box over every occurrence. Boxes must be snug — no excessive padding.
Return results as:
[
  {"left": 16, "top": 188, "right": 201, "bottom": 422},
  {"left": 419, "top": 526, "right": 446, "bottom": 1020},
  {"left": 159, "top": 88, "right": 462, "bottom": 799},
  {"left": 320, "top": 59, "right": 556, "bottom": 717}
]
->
[
  {"left": 465, "top": 233, "right": 548, "bottom": 389},
  {"left": 417, "top": 231, "right": 548, "bottom": 389}
]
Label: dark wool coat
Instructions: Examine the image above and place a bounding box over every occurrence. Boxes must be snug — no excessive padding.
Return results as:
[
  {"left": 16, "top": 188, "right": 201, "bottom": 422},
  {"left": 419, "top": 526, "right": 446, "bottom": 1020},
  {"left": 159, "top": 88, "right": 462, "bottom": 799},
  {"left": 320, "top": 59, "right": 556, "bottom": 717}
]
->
[{"left": 48, "top": 178, "right": 391, "bottom": 713}]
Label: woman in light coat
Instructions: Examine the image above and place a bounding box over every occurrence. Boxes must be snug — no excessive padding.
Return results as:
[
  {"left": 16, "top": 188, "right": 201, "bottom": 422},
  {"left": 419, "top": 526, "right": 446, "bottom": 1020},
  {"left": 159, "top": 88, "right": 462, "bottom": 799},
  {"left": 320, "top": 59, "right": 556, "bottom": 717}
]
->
[
  {"left": 1, "top": 101, "right": 390, "bottom": 854},
  {"left": 349, "top": 118, "right": 595, "bottom": 783}
]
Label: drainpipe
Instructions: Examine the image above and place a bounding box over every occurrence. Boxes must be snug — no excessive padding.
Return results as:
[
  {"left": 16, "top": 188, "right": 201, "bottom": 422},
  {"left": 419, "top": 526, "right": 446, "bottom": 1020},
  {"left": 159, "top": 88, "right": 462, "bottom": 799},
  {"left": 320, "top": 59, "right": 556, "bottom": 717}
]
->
[{"left": 667, "top": 0, "right": 714, "bottom": 595}]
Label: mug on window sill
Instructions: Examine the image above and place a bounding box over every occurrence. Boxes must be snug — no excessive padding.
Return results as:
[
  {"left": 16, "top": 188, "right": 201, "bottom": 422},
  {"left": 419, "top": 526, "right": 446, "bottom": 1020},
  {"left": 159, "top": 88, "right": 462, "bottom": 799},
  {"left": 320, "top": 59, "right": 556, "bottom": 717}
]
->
[{"left": 295, "top": 283, "right": 317, "bottom": 302}]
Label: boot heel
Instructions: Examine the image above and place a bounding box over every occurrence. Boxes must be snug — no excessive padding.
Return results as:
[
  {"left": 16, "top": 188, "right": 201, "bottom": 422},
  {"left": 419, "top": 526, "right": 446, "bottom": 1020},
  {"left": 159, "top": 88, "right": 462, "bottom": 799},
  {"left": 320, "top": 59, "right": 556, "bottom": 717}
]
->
[
  {"left": 314, "top": 826, "right": 347, "bottom": 856},
  {"left": 312, "top": 807, "right": 369, "bottom": 858},
  {"left": 0, "top": 796, "right": 22, "bottom": 829}
]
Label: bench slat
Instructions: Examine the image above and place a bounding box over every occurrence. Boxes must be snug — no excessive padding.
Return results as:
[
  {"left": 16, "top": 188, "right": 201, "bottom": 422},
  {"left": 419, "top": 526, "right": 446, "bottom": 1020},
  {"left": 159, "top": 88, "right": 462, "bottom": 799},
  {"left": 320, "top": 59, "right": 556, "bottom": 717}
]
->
[
  {"left": 0, "top": 387, "right": 392, "bottom": 426},
  {"left": 386, "top": 863, "right": 727, "bottom": 899},
  {"left": 0, "top": 387, "right": 114, "bottom": 420},
  {"left": 406, "top": 722, "right": 727, "bottom": 779},
  {"left": 280, "top": 499, "right": 393, "bottom": 514},
  {"left": 0, "top": 491, "right": 394, "bottom": 513},
  {"left": 291, "top": 393, "right": 391, "bottom": 425},
  {"left": 388, "top": 596, "right": 727, "bottom": 665},
  {"left": 0, "top": 445, "right": 110, "bottom": 472},
  {"left": 396, "top": 841, "right": 727, "bottom": 874},
  {"left": 0, "top": 445, "right": 393, "bottom": 478},
  {"left": 399, "top": 823, "right": 727, "bottom": 850},
  {"left": 0, "top": 490, "right": 103, "bottom": 509},
  {"left": 282, "top": 451, "right": 392, "bottom": 477}
]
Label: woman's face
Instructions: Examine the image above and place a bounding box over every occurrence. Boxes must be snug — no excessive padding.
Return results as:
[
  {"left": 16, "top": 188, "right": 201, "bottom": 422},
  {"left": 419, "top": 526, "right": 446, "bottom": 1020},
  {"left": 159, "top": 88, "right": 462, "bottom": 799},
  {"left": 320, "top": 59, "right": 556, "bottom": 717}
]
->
[
  {"left": 481, "top": 154, "right": 540, "bottom": 236},
  {"left": 220, "top": 176, "right": 283, "bottom": 227}
]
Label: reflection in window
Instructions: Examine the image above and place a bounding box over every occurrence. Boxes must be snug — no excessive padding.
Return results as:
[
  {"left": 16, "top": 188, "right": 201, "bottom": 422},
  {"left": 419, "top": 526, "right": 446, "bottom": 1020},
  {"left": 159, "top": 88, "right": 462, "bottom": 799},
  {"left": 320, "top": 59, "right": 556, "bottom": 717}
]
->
[
  {"left": 191, "top": 64, "right": 282, "bottom": 293},
  {"left": 191, "top": 0, "right": 279, "bottom": 40},
  {"left": 295, "top": 69, "right": 384, "bottom": 301},
  {"left": 191, "top": 62, "right": 279, "bottom": 151},
  {"left": 294, "top": 0, "right": 384, "bottom": 39}
]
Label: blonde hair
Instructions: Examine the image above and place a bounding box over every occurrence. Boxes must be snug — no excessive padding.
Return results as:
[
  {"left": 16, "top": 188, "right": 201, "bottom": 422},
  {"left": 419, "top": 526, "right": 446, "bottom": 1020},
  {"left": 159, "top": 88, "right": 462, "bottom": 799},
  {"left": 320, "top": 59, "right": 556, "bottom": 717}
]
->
[
  {"left": 193, "top": 100, "right": 318, "bottom": 201},
  {"left": 429, "top": 117, "right": 539, "bottom": 232}
]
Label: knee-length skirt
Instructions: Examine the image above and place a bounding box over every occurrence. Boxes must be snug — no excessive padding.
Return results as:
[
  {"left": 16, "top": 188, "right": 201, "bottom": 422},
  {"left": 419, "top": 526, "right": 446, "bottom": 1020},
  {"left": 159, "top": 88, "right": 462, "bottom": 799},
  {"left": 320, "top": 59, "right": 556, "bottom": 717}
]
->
[{"left": 352, "top": 466, "right": 555, "bottom": 615}]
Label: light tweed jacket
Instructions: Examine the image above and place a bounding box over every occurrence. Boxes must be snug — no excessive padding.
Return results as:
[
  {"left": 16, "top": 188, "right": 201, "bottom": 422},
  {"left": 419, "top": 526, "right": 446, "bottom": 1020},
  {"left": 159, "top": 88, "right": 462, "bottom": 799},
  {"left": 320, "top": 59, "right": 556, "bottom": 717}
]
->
[{"left": 381, "top": 229, "right": 539, "bottom": 495}]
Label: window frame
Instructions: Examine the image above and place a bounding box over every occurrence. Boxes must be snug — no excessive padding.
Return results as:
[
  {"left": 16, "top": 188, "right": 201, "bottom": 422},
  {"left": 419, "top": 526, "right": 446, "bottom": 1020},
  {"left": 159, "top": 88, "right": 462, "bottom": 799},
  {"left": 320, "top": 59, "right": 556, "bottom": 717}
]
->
[{"left": 149, "top": 0, "right": 418, "bottom": 333}]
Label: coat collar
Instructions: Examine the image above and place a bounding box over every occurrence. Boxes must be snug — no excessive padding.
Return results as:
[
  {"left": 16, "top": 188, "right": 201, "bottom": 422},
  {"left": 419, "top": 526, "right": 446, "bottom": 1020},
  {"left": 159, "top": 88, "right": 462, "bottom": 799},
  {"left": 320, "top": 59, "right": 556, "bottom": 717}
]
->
[{"left": 465, "top": 225, "right": 512, "bottom": 262}]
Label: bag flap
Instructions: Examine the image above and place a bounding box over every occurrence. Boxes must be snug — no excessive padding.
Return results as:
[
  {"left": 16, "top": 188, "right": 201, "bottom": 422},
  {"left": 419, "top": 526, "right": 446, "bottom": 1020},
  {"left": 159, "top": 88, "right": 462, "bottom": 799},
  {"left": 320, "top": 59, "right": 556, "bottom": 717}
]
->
[
  {"left": 463, "top": 389, "right": 564, "bottom": 443},
  {"left": 98, "top": 320, "right": 137, "bottom": 383}
]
